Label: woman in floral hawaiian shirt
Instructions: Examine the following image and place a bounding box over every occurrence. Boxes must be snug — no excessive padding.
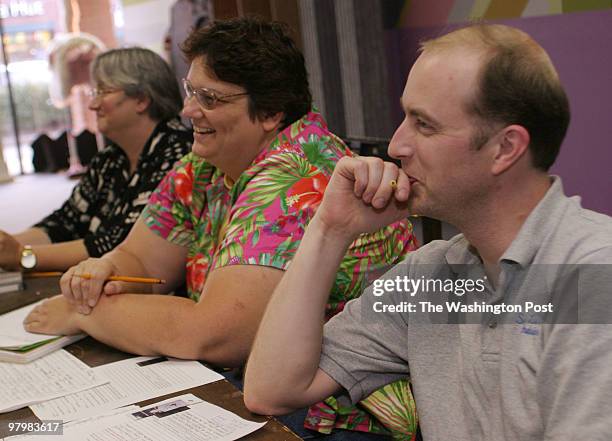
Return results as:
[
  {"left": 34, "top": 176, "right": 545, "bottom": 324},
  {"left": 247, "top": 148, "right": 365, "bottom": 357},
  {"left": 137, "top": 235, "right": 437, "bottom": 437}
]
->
[{"left": 25, "top": 17, "right": 419, "bottom": 439}]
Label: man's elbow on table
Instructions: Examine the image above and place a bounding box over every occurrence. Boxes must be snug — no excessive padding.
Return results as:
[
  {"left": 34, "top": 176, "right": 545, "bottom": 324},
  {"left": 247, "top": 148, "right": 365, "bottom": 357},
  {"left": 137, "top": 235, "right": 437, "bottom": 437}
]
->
[
  {"left": 243, "top": 388, "right": 300, "bottom": 416},
  {"left": 244, "top": 366, "right": 341, "bottom": 415}
]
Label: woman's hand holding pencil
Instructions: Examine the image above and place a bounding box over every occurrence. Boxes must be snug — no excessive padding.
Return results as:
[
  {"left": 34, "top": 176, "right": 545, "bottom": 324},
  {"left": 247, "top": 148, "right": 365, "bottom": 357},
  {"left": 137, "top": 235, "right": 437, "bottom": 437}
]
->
[{"left": 54, "top": 257, "right": 163, "bottom": 315}]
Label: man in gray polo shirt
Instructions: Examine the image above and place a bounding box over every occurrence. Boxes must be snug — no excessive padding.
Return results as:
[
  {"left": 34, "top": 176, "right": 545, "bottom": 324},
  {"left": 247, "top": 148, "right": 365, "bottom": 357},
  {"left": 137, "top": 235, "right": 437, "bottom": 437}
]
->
[{"left": 244, "top": 24, "right": 612, "bottom": 440}]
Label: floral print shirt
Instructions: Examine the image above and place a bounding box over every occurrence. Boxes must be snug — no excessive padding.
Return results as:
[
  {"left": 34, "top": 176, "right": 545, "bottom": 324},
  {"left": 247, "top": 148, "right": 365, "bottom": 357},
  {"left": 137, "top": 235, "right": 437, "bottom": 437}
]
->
[{"left": 142, "top": 110, "right": 417, "bottom": 314}]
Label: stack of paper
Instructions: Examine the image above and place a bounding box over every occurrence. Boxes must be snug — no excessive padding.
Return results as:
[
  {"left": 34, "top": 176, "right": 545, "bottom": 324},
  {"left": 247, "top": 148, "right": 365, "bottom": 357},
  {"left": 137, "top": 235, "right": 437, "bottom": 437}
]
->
[
  {"left": 0, "top": 270, "right": 22, "bottom": 294},
  {"left": 15, "top": 394, "right": 266, "bottom": 441},
  {"left": 31, "top": 356, "right": 224, "bottom": 422},
  {"left": 4, "top": 355, "right": 266, "bottom": 440},
  {"left": 0, "top": 302, "right": 84, "bottom": 363},
  {"left": 0, "top": 349, "right": 108, "bottom": 413}
]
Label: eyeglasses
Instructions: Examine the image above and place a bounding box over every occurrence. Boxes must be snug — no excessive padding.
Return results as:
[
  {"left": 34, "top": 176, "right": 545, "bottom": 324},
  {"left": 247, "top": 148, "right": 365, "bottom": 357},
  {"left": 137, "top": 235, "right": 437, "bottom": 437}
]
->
[
  {"left": 86, "top": 88, "right": 122, "bottom": 99},
  {"left": 182, "top": 78, "right": 248, "bottom": 110}
]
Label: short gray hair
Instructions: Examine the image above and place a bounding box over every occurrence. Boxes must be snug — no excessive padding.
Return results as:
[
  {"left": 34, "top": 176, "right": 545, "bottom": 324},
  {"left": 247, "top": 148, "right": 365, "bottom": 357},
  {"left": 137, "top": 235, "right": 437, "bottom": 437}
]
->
[{"left": 91, "top": 47, "right": 182, "bottom": 121}]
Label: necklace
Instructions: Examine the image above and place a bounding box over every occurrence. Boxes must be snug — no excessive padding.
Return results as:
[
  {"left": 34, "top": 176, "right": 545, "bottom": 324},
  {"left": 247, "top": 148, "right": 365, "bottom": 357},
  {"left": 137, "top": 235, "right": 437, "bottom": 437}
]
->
[{"left": 223, "top": 174, "right": 234, "bottom": 190}]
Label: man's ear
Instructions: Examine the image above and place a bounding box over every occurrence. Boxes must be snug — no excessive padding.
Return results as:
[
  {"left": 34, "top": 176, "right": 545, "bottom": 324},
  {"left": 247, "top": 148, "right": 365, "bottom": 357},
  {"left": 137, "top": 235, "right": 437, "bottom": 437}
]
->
[
  {"left": 135, "top": 95, "right": 151, "bottom": 114},
  {"left": 261, "top": 112, "right": 285, "bottom": 132},
  {"left": 491, "top": 125, "right": 530, "bottom": 175}
]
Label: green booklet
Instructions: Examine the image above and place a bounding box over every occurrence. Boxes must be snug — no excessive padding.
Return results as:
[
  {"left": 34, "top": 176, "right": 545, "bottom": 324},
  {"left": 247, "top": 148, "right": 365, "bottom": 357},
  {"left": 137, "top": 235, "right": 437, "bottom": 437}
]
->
[{"left": 0, "top": 302, "right": 85, "bottom": 363}]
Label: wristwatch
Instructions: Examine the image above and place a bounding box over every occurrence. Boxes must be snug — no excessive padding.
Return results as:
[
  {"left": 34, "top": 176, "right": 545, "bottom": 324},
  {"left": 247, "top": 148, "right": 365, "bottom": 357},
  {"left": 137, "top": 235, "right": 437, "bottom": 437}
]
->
[{"left": 20, "top": 245, "right": 37, "bottom": 270}]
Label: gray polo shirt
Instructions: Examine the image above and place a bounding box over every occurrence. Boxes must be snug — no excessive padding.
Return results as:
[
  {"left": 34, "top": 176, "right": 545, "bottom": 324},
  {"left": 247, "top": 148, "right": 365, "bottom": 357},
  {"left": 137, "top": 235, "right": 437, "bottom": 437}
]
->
[{"left": 320, "top": 177, "right": 612, "bottom": 441}]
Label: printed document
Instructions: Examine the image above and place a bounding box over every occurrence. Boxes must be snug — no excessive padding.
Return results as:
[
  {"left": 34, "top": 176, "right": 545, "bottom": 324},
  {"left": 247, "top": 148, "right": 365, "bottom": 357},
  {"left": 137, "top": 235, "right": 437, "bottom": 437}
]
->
[
  {"left": 15, "top": 394, "right": 266, "bottom": 441},
  {"left": 31, "top": 356, "right": 223, "bottom": 421},
  {"left": 0, "top": 350, "right": 107, "bottom": 413}
]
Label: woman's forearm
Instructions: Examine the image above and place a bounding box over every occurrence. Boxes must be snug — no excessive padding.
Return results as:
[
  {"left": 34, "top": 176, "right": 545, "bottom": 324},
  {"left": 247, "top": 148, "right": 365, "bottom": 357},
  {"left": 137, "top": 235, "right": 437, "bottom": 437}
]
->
[
  {"left": 75, "top": 293, "right": 203, "bottom": 357},
  {"left": 15, "top": 227, "right": 52, "bottom": 245},
  {"left": 28, "top": 239, "right": 89, "bottom": 271}
]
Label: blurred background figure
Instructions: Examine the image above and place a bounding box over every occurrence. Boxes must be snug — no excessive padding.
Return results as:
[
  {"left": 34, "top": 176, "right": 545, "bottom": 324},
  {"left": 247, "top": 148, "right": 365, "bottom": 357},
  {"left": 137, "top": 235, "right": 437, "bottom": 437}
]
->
[
  {"left": 165, "top": 0, "right": 212, "bottom": 94},
  {"left": 47, "top": 32, "right": 106, "bottom": 176}
]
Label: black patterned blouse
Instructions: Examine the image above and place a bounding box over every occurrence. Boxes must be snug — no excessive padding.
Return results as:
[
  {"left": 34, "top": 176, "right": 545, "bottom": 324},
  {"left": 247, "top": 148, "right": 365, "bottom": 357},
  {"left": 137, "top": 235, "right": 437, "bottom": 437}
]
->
[{"left": 34, "top": 118, "right": 193, "bottom": 257}]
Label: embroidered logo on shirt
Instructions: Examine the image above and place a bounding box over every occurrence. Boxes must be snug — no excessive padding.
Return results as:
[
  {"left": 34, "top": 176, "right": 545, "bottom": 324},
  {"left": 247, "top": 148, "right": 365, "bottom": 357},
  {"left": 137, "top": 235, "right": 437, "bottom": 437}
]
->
[{"left": 515, "top": 311, "right": 543, "bottom": 336}]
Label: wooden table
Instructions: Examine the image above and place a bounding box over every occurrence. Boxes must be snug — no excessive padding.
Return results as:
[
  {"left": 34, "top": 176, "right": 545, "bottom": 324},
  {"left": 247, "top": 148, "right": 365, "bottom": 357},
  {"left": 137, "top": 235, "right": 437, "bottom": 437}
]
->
[{"left": 0, "top": 277, "right": 301, "bottom": 440}]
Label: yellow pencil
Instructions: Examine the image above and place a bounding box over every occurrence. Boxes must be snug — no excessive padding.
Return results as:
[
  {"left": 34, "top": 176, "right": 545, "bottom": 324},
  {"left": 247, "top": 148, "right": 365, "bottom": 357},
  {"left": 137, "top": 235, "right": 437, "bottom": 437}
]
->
[
  {"left": 75, "top": 274, "right": 166, "bottom": 284},
  {"left": 25, "top": 271, "right": 63, "bottom": 278},
  {"left": 25, "top": 272, "right": 165, "bottom": 284}
]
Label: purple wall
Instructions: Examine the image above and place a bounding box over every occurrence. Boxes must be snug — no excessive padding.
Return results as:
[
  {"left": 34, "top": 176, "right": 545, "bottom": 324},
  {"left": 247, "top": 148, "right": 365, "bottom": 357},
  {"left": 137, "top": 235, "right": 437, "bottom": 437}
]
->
[{"left": 387, "top": 9, "right": 612, "bottom": 215}]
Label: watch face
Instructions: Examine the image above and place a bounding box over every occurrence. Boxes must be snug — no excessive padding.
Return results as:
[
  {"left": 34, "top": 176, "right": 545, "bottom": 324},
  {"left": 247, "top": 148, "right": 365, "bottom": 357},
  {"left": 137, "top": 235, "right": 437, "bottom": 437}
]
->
[{"left": 21, "top": 249, "right": 36, "bottom": 269}]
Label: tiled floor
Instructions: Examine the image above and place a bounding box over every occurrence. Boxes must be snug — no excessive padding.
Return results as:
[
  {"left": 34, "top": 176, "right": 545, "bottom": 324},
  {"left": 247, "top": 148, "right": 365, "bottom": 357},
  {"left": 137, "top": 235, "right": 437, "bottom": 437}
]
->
[{"left": 0, "top": 172, "right": 76, "bottom": 233}]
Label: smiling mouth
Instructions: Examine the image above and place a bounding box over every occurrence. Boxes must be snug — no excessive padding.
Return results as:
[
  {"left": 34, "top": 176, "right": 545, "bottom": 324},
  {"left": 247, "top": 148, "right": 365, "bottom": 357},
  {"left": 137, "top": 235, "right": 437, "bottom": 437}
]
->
[{"left": 193, "top": 127, "right": 215, "bottom": 135}]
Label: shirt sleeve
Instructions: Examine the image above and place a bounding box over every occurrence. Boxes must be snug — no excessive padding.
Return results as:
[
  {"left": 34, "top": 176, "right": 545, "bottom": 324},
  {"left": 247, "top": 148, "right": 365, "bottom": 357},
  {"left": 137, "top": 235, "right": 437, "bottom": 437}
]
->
[
  {"left": 319, "top": 262, "right": 412, "bottom": 404},
  {"left": 211, "top": 152, "right": 325, "bottom": 270},
  {"left": 33, "top": 156, "right": 103, "bottom": 243},
  {"left": 141, "top": 154, "right": 197, "bottom": 247}
]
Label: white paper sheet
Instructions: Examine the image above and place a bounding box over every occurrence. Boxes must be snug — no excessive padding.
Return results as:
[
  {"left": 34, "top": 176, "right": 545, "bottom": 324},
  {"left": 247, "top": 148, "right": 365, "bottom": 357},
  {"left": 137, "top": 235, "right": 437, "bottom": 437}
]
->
[
  {"left": 7, "top": 406, "right": 139, "bottom": 440},
  {"left": 16, "top": 394, "right": 265, "bottom": 441},
  {"left": 31, "top": 356, "right": 224, "bottom": 422},
  {"left": 0, "top": 350, "right": 108, "bottom": 413},
  {"left": 0, "top": 302, "right": 62, "bottom": 349}
]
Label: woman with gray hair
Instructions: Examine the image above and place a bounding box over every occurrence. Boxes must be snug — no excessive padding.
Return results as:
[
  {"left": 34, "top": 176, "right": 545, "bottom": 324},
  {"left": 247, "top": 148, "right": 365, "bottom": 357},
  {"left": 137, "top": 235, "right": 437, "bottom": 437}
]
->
[{"left": 0, "top": 47, "right": 192, "bottom": 271}]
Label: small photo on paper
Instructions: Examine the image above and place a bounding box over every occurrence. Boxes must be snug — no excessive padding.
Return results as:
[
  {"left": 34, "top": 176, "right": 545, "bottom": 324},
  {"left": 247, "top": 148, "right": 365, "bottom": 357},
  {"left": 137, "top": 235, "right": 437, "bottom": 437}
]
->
[{"left": 132, "top": 399, "right": 189, "bottom": 419}]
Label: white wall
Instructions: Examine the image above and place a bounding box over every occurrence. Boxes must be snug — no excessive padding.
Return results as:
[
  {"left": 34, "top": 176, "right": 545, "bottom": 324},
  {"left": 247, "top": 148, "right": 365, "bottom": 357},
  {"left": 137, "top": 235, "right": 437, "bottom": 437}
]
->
[{"left": 119, "top": 0, "right": 175, "bottom": 57}]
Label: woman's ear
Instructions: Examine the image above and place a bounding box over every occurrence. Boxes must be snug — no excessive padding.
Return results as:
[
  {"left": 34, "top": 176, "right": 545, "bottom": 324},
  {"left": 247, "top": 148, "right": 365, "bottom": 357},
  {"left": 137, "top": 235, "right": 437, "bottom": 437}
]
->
[
  {"left": 491, "top": 124, "right": 530, "bottom": 175},
  {"left": 261, "top": 112, "right": 285, "bottom": 132},
  {"left": 135, "top": 95, "right": 152, "bottom": 115}
]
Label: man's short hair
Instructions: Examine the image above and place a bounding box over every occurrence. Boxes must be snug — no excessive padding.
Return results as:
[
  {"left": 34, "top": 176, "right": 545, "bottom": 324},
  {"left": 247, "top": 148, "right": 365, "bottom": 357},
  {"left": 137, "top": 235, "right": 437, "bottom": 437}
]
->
[
  {"left": 421, "top": 24, "right": 570, "bottom": 171},
  {"left": 181, "top": 16, "right": 312, "bottom": 129},
  {"left": 91, "top": 47, "right": 183, "bottom": 122}
]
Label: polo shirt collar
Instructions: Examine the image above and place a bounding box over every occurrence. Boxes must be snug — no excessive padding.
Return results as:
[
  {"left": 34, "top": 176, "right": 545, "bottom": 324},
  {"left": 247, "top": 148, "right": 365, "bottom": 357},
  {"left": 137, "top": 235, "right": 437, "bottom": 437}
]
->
[
  {"left": 499, "top": 176, "right": 569, "bottom": 266},
  {"left": 444, "top": 176, "right": 569, "bottom": 268},
  {"left": 446, "top": 235, "right": 480, "bottom": 265}
]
